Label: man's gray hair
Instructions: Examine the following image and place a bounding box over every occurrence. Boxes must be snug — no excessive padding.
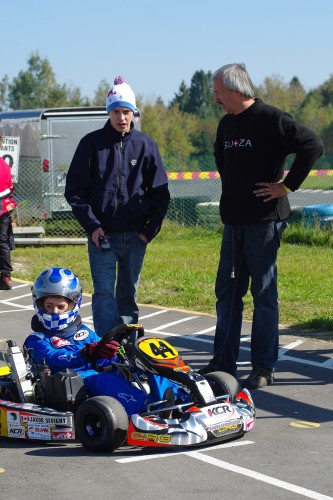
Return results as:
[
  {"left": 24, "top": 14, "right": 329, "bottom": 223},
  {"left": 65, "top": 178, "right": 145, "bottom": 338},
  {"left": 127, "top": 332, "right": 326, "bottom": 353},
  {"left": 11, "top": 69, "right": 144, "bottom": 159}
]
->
[{"left": 212, "top": 63, "right": 255, "bottom": 98}]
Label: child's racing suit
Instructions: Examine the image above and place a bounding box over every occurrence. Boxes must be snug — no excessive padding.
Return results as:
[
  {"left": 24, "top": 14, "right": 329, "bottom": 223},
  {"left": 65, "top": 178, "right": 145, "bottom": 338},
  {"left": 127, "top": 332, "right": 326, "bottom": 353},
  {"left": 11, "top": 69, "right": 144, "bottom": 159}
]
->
[{"left": 24, "top": 315, "right": 187, "bottom": 415}]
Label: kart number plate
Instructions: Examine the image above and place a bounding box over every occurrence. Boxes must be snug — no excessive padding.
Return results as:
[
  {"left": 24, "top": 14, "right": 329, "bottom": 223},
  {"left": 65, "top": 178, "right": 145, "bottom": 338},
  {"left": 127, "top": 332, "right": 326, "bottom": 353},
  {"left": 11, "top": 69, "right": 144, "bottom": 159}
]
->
[{"left": 139, "top": 339, "right": 179, "bottom": 360}]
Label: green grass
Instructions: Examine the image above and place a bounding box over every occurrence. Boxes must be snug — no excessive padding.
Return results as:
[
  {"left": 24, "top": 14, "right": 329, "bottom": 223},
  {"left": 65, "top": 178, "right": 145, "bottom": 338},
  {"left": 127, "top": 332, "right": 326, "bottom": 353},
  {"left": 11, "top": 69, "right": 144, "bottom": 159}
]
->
[
  {"left": 299, "top": 175, "right": 333, "bottom": 190},
  {"left": 11, "top": 222, "right": 333, "bottom": 340}
]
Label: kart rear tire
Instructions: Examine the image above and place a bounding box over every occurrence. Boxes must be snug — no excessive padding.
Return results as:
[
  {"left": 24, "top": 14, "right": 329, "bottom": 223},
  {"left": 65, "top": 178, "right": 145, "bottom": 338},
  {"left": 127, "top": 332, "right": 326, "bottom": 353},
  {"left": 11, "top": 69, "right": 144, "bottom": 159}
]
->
[
  {"left": 75, "top": 396, "right": 128, "bottom": 452},
  {"left": 205, "top": 371, "right": 241, "bottom": 403}
]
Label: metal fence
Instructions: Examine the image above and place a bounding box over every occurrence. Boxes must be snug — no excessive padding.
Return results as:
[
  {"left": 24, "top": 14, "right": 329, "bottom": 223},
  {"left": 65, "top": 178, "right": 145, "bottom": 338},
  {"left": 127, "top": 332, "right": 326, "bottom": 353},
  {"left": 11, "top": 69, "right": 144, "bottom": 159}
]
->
[{"left": 11, "top": 158, "right": 333, "bottom": 237}]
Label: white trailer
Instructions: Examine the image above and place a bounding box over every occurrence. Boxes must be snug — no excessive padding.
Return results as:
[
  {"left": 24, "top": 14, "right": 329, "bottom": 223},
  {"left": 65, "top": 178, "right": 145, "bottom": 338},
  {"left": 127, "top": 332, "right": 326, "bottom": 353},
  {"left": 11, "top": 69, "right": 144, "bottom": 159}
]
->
[{"left": 0, "top": 107, "right": 140, "bottom": 221}]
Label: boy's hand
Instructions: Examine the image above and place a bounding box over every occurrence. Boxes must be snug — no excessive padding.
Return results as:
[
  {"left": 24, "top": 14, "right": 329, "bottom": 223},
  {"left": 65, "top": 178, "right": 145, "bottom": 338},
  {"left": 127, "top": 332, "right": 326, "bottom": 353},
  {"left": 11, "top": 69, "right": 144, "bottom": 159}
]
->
[{"left": 81, "top": 340, "right": 120, "bottom": 362}]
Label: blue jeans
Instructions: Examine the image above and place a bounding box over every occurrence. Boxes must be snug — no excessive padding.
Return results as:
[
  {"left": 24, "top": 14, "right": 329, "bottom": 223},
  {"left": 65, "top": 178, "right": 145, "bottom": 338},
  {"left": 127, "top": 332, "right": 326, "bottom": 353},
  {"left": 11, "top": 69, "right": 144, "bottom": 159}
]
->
[
  {"left": 88, "top": 231, "right": 147, "bottom": 337},
  {"left": 211, "top": 221, "right": 286, "bottom": 375}
]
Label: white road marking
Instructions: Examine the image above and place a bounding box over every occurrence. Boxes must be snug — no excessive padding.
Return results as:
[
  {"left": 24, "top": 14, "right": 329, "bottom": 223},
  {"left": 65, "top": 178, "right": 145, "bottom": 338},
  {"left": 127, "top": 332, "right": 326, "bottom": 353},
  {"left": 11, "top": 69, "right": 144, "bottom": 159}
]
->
[
  {"left": 187, "top": 451, "right": 333, "bottom": 500},
  {"left": 117, "top": 440, "right": 332, "bottom": 499},
  {"left": 2, "top": 283, "right": 30, "bottom": 290},
  {"left": 187, "top": 326, "right": 216, "bottom": 335},
  {"left": 321, "top": 357, "right": 333, "bottom": 368},
  {"left": 80, "top": 302, "right": 92, "bottom": 308},
  {"left": 115, "top": 439, "right": 254, "bottom": 463},
  {"left": 0, "top": 303, "right": 33, "bottom": 311},
  {"left": 0, "top": 293, "right": 31, "bottom": 301},
  {"left": 237, "top": 344, "right": 333, "bottom": 371},
  {"left": 140, "top": 309, "right": 169, "bottom": 319},
  {"left": 81, "top": 316, "right": 93, "bottom": 323},
  {"left": 0, "top": 307, "right": 33, "bottom": 314},
  {"left": 278, "top": 352, "right": 333, "bottom": 369},
  {"left": 152, "top": 316, "right": 198, "bottom": 331},
  {"left": 279, "top": 339, "right": 305, "bottom": 354}
]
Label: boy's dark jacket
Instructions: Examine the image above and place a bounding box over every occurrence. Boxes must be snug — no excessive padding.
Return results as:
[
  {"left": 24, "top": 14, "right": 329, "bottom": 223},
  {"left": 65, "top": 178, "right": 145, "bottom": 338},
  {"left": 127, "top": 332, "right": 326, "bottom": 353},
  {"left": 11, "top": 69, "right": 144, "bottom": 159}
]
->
[{"left": 65, "top": 121, "right": 170, "bottom": 242}]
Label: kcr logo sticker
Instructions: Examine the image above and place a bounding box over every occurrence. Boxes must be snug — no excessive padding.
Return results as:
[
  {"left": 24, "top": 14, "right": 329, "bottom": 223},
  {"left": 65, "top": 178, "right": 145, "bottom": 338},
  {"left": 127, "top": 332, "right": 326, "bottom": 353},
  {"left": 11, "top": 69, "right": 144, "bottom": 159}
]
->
[{"left": 207, "top": 405, "right": 234, "bottom": 417}]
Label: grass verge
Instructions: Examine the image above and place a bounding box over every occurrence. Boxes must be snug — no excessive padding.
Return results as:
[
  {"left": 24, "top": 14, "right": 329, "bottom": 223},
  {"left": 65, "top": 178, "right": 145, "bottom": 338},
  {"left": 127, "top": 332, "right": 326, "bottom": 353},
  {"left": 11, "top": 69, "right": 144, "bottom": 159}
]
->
[{"left": 11, "top": 222, "right": 333, "bottom": 341}]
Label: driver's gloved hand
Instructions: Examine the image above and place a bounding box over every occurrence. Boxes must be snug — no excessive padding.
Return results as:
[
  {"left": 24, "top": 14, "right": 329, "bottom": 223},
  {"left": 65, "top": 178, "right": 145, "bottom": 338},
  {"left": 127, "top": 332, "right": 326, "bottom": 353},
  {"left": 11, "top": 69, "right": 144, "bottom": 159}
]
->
[{"left": 81, "top": 340, "right": 120, "bottom": 362}]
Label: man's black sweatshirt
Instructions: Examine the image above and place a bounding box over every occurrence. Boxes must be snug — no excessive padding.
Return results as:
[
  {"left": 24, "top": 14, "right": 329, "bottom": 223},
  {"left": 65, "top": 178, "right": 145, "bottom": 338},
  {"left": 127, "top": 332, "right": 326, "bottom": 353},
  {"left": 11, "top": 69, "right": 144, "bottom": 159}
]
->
[{"left": 214, "top": 98, "right": 324, "bottom": 225}]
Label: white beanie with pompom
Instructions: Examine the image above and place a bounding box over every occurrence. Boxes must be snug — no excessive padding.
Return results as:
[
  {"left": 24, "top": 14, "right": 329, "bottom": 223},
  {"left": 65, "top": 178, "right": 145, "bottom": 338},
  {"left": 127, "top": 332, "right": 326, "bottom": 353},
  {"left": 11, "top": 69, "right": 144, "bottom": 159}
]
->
[{"left": 106, "top": 75, "right": 136, "bottom": 113}]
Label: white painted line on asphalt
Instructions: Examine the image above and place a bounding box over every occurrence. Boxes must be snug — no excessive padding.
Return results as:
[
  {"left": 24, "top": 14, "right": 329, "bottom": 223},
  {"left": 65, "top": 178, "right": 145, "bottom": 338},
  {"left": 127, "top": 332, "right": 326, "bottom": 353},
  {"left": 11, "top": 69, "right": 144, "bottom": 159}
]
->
[
  {"left": 321, "top": 357, "right": 333, "bottom": 368},
  {"left": 6, "top": 283, "right": 30, "bottom": 290},
  {"left": 239, "top": 344, "right": 333, "bottom": 370},
  {"left": 278, "top": 352, "right": 333, "bottom": 370},
  {"left": 0, "top": 307, "right": 33, "bottom": 314},
  {"left": 152, "top": 316, "right": 198, "bottom": 331},
  {"left": 187, "top": 326, "right": 216, "bottom": 335},
  {"left": 187, "top": 451, "right": 333, "bottom": 500},
  {"left": 140, "top": 309, "right": 169, "bottom": 319},
  {"left": 80, "top": 306, "right": 167, "bottom": 326},
  {"left": 279, "top": 339, "right": 305, "bottom": 354},
  {"left": 0, "top": 293, "right": 31, "bottom": 301},
  {"left": 115, "top": 439, "right": 254, "bottom": 463},
  {"left": 81, "top": 316, "right": 93, "bottom": 323},
  {"left": 145, "top": 328, "right": 214, "bottom": 343},
  {"left": 0, "top": 303, "right": 33, "bottom": 311}
]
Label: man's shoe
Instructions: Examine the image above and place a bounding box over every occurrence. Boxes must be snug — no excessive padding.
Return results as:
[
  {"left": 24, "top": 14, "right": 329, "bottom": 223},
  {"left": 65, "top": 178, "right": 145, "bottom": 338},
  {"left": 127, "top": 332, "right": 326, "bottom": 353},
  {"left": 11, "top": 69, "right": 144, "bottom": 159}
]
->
[
  {"left": 242, "top": 366, "right": 274, "bottom": 390},
  {"left": 0, "top": 275, "right": 12, "bottom": 290},
  {"left": 197, "top": 364, "right": 216, "bottom": 375}
]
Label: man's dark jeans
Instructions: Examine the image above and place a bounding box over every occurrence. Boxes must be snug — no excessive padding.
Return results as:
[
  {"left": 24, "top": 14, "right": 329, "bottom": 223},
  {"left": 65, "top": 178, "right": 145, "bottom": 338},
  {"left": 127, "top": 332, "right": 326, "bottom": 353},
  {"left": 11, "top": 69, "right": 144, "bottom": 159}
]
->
[{"left": 211, "top": 221, "right": 286, "bottom": 376}]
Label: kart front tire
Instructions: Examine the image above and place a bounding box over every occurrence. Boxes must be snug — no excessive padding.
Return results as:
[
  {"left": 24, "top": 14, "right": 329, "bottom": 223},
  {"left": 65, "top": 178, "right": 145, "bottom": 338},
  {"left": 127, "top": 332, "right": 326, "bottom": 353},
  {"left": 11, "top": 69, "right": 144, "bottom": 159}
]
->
[
  {"left": 75, "top": 396, "right": 128, "bottom": 452},
  {"left": 205, "top": 371, "right": 241, "bottom": 403}
]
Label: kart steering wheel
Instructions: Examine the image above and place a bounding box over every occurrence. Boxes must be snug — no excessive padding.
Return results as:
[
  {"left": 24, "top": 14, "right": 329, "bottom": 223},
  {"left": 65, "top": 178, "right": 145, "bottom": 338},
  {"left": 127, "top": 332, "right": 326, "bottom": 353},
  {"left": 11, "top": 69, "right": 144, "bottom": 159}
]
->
[{"left": 90, "top": 323, "right": 144, "bottom": 372}]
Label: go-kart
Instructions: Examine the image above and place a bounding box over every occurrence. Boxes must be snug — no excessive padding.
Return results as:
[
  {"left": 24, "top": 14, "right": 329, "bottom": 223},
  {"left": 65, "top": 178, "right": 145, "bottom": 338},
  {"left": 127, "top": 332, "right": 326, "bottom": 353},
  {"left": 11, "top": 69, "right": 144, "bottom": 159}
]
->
[{"left": 0, "top": 324, "right": 255, "bottom": 452}]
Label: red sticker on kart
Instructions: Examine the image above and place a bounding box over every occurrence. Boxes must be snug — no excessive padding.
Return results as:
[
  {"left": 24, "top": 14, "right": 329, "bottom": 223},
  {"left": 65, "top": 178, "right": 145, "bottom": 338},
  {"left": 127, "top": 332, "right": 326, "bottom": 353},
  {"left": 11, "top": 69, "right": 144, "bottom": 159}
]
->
[{"left": 138, "top": 339, "right": 178, "bottom": 359}]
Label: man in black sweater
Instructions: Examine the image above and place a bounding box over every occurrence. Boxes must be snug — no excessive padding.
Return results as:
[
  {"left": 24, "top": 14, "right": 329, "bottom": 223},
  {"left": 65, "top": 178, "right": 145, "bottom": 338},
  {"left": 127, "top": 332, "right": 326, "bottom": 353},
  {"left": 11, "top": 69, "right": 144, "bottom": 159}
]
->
[{"left": 199, "top": 63, "right": 324, "bottom": 389}]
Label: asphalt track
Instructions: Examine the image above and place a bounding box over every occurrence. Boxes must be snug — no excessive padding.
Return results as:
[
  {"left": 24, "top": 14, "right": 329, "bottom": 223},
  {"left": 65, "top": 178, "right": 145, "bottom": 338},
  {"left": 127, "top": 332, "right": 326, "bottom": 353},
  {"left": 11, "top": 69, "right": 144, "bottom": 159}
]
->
[{"left": 0, "top": 280, "right": 332, "bottom": 500}]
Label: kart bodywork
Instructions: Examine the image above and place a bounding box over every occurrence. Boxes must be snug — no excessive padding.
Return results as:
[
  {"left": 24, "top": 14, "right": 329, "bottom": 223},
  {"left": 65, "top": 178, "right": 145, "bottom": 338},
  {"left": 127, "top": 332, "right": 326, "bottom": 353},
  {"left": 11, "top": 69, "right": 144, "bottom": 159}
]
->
[{"left": 0, "top": 325, "right": 255, "bottom": 452}]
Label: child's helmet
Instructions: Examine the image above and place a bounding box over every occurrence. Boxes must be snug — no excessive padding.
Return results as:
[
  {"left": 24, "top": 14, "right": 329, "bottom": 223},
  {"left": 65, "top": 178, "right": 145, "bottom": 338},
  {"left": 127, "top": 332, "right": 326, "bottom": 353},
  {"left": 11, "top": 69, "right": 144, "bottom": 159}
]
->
[{"left": 32, "top": 268, "right": 82, "bottom": 331}]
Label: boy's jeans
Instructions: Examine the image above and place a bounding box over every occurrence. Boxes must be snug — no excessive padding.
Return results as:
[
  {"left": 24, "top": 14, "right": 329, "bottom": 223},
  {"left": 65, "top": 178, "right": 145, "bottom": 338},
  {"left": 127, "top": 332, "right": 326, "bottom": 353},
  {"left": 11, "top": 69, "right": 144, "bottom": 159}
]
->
[{"left": 88, "top": 231, "right": 147, "bottom": 337}]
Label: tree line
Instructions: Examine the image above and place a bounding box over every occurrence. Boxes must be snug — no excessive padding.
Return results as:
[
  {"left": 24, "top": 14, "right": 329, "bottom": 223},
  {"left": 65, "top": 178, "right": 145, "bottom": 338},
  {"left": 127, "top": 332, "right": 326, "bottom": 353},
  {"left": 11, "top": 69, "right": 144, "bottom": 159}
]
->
[{"left": 1, "top": 52, "right": 333, "bottom": 170}]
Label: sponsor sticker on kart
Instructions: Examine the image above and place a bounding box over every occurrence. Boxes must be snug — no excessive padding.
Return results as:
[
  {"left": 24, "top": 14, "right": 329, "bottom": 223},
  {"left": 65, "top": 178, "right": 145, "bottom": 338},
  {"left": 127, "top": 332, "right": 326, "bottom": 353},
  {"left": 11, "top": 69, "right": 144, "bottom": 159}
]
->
[
  {"left": 8, "top": 424, "right": 26, "bottom": 438},
  {"left": 0, "top": 400, "right": 74, "bottom": 441},
  {"left": 52, "top": 428, "right": 74, "bottom": 440},
  {"left": 201, "top": 403, "right": 237, "bottom": 422},
  {"left": 21, "top": 414, "right": 71, "bottom": 425},
  {"left": 28, "top": 424, "right": 51, "bottom": 440},
  {"left": 208, "top": 419, "right": 243, "bottom": 437}
]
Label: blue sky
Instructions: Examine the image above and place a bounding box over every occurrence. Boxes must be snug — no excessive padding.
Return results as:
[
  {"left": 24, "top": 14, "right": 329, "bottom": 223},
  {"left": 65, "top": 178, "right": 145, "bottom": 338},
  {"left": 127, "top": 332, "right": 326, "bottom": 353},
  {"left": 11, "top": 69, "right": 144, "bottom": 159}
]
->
[{"left": 3, "top": 0, "right": 333, "bottom": 105}]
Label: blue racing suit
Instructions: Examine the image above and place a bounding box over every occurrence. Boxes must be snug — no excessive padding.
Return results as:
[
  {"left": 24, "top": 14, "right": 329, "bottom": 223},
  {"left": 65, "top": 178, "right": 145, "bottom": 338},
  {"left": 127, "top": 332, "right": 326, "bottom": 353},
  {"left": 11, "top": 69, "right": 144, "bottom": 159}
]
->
[{"left": 24, "top": 316, "right": 186, "bottom": 416}]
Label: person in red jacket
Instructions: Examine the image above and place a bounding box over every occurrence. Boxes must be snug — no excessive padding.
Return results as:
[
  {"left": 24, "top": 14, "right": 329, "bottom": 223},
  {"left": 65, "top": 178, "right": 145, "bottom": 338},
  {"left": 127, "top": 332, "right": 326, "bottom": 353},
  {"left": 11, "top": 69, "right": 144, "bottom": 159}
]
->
[{"left": 0, "top": 135, "right": 17, "bottom": 290}]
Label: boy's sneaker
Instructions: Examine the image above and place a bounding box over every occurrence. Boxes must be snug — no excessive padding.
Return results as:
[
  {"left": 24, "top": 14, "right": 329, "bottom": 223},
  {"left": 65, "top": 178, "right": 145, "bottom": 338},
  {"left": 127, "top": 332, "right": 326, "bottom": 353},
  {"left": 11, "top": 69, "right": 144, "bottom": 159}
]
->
[
  {"left": 242, "top": 366, "right": 274, "bottom": 390},
  {"left": 0, "top": 275, "right": 12, "bottom": 290}
]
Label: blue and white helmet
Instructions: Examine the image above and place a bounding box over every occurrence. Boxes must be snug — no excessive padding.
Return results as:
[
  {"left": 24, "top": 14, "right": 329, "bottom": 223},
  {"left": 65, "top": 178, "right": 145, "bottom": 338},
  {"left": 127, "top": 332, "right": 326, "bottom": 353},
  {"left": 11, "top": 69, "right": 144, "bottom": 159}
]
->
[{"left": 32, "top": 268, "right": 82, "bottom": 331}]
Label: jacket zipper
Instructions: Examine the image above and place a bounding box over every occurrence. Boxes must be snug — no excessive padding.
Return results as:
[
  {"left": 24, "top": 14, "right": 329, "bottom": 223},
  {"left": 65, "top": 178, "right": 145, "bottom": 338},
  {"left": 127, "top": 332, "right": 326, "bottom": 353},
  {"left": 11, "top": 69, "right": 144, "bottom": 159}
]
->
[{"left": 114, "top": 133, "right": 124, "bottom": 216}]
